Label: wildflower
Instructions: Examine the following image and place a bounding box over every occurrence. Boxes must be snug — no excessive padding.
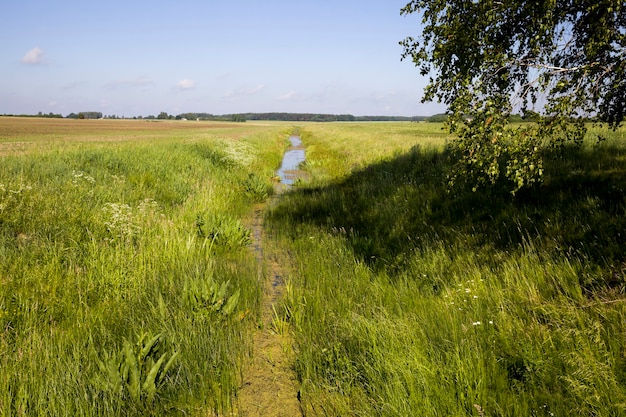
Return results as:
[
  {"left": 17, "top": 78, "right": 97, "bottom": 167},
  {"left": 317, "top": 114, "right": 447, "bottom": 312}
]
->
[
  {"left": 103, "top": 202, "right": 140, "bottom": 240},
  {"left": 110, "top": 174, "right": 126, "bottom": 184},
  {"left": 138, "top": 198, "right": 158, "bottom": 214},
  {"left": 72, "top": 170, "right": 95, "bottom": 186},
  {"left": 472, "top": 321, "right": 481, "bottom": 326}
]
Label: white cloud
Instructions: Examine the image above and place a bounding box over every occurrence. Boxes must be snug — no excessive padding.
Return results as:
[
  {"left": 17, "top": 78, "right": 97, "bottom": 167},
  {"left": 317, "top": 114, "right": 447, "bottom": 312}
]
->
[
  {"left": 248, "top": 84, "right": 264, "bottom": 94},
  {"left": 21, "top": 47, "right": 45, "bottom": 65},
  {"left": 276, "top": 91, "right": 298, "bottom": 100},
  {"left": 176, "top": 79, "right": 196, "bottom": 90}
]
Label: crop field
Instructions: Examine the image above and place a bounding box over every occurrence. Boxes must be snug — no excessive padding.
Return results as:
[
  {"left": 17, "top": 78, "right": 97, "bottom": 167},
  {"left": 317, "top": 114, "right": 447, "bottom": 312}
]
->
[{"left": 2, "top": 116, "right": 626, "bottom": 416}]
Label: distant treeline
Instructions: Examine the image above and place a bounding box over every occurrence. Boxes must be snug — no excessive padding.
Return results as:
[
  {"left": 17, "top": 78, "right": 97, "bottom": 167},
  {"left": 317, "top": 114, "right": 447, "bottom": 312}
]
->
[
  {"left": 0, "top": 112, "right": 105, "bottom": 119},
  {"left": 1, "top": 111, "right": 546, "bottom": 123},
  {"left": 1, "top": 112, "right": 64, "bottom": 119},
  {"left": 175, "top": 112, "right": 430, "bottom": 122},
  {"left": 1, "top": 112, "right": 428, "bottom": 122}
]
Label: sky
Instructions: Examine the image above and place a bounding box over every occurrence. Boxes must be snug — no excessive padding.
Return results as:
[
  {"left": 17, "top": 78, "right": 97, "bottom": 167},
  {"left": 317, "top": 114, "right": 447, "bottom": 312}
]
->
[{"left": 0, "top": 0, "right": 445, "bottom": 117}]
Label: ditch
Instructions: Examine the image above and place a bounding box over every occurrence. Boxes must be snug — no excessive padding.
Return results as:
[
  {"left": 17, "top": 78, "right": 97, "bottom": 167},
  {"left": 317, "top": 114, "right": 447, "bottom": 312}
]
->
[{"left": 237, "top": 135, "right": 306, "bottom": 416}]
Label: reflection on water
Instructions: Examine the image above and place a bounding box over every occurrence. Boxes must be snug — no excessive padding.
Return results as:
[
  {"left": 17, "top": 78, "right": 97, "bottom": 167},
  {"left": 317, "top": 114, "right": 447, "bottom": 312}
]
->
[{"left": 276, "top": 136, "right": 305, "bottom": 185}]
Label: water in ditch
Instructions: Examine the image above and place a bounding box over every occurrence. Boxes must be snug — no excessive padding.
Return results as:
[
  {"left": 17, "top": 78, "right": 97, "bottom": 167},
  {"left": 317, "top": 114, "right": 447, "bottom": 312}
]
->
[{"left": 276, "top": 135, "right": 305, "bottom": 186}]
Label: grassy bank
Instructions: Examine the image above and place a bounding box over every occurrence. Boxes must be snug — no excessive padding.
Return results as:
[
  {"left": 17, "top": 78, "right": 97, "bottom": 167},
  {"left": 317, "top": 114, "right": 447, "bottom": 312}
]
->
[
  {"left": 268, "top": 122, "right": 626, "bottom": 415},
  {"left": 0, "top": 118, "right": 288, "bottom": 416}
]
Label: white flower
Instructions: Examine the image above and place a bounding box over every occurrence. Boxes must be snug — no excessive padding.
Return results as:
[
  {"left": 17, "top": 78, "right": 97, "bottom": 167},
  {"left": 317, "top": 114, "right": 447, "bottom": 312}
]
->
[
  {"left": 72, "top": 170, "right": 95, "bottom": 186},
  {"left": 472, "top": 321, "right": 481, "bottom": 326},
  {"left": 110, "top": 174, "right": 126, "bottom": 184}
]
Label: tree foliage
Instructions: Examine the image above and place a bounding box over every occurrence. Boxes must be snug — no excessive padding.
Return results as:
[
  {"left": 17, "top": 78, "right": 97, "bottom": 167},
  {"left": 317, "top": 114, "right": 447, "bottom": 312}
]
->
[
  {"left": 401, "top": 0, "right": 626, "bottom": 192},
  {"left": 75, "top": 111, "right": 102, "bottom": 120}
]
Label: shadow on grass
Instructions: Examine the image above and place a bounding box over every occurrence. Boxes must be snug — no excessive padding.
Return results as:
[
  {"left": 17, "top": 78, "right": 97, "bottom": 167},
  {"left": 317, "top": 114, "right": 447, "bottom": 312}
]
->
[{"left": 269, "top": 143, "right": 626, "bottom": 289}]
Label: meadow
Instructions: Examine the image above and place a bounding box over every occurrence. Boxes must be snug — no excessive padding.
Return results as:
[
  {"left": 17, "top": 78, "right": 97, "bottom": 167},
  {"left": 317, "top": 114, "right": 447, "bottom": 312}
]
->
[
  {"left": 268, "top": 122, "right": 626, "bottom": 416},
  {"left": 0, "top": 117, "right": 288, "bottom": 416},
  {"left": 2, "top": 117, "right": 626, "bottom": 416}
]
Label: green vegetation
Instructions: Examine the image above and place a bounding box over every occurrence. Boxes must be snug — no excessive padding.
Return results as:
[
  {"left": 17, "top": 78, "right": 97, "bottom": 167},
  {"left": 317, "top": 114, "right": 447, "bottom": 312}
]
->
[
  {"left": 1, "top": 112, "right": 430, "bottom": 122},
  {"left": 0, "top": 118, "right": 287, "bottom": 416},
  {"left": 401, "top": 0, "right": 625, "bottom": 192},
  {"left": 268, "top": 122, "right": 626, "bottom": 415},
  {"left": 3, "top": 118, "right": 626, "bottom": 416}
]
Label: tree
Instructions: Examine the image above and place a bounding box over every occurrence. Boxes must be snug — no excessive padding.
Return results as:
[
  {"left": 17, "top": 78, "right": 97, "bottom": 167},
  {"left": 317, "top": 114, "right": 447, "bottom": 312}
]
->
[
  {"left": 401, "top": 0, "right": 625, "bottom": 192},
  {"left": 231, "top": 114, "right": 246, "bottom": 122}
]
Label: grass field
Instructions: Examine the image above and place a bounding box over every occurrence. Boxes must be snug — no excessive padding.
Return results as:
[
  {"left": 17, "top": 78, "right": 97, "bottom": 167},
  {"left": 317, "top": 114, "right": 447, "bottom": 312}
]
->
[
  {"left": 0, "top": 117, "right": 289, "bottom": 416},
  {"left": 268, "top": 122, "right": 626, "bottom": 416},
  {"left": 3, "top": 117, "right": 626, "bottom": 416}
]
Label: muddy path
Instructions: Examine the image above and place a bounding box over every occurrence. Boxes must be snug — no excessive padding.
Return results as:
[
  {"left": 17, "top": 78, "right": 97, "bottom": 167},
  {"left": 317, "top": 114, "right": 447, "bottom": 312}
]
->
[{"left": 237, "top": 137, "right": 306, "bottom": 416}]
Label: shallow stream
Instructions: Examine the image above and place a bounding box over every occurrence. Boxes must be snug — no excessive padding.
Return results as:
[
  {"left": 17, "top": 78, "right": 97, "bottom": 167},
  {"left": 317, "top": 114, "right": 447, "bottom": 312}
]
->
[{"left": 276, "top": 135, "right": 305, "bottom": 185}]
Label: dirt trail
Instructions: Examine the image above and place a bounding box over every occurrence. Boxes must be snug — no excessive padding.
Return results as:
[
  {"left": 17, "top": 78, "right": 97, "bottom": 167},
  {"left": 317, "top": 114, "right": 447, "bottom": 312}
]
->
[{"left": 237, "top": 181, "right": 304, "bottom": 415}]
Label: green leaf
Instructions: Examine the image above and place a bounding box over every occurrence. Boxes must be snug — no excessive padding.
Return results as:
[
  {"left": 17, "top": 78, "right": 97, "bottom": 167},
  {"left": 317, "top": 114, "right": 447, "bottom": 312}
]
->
[
  {"left": 222, "top": 289, "right": 240, "bottom": 316},
  {"left": 140, "top": 333, "right": 161, "bottom": 361},
  {"left": 142, "top": 352, "right": 168, "bottom": 402},
  {"left": 160, "top": 351, "right": 180, "bottom": 385},
  {"left": 123, "top": 340, "right": 141, "bottom": 401}
]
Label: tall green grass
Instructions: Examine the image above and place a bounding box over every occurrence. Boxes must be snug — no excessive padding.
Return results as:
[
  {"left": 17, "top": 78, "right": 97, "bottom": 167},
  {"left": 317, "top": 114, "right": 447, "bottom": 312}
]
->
[
  {"left": 268, "top": 122, "right": 626, "bottom": 416},
  {"left": 0, "top": 121, "right": 288, "bottom": 416}
]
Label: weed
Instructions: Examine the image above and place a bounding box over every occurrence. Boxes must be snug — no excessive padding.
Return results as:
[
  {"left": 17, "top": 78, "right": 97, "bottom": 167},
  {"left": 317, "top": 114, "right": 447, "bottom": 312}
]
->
[
  {"left": 93, "top": 333, "right": 180, "bottom": 405},
  {"left": 182, "top": 275, "right": 240, "bottom": 319},
  {"left": 244, "top": 173, "right": 273, "bottom": 202},
  {"left": 196, "top": 212, "right": 251, "bottom": 248}
]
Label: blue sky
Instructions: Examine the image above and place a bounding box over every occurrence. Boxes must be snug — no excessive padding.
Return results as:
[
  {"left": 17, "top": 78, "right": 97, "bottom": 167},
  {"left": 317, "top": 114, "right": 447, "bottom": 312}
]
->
[{"left": 0, "top": 0, "right": 444, "bottom": 117}]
